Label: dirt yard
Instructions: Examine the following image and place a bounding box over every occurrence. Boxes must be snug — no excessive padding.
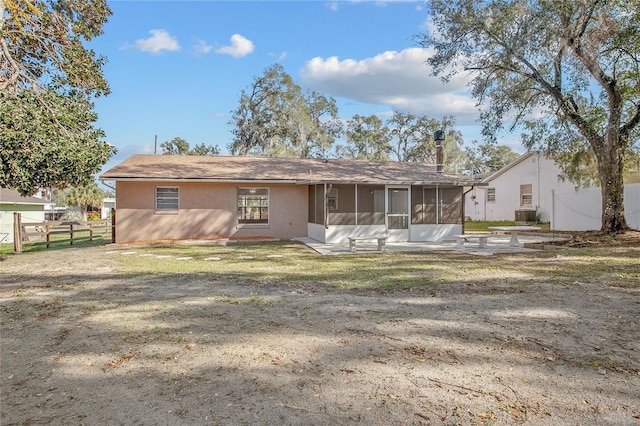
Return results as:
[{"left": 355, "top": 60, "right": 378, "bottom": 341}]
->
[{"left": 1, "top": 233, "right": 639, "bottom": 425}]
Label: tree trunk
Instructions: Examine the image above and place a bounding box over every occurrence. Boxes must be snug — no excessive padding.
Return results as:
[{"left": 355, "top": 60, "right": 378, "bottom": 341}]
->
[{"left": 598, "top": 135, "right": 628, "bottom": 233}]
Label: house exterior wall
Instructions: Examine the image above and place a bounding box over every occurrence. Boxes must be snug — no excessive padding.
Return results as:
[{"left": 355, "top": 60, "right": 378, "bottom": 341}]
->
[
  {"left": 465, "top": 154, "right": 576, "bottom": 222},
  {"left": 0, "top": 204, "right": 45, "bottom": 244},
  {"left": 114, "top": 181, "right": 308, "bottom": 243}
]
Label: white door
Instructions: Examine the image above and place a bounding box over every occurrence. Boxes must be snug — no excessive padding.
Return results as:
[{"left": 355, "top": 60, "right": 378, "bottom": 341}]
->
[{"left": 386, "top": 187, "right": 409, "bottom": 242}]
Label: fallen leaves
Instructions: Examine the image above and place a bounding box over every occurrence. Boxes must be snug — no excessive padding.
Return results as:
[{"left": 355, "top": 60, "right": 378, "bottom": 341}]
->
[{"left": 101, "top": 348, "right": 141, "bottom": 372}]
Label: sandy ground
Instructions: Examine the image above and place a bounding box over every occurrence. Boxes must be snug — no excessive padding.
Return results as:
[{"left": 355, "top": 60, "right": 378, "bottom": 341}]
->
[{"left": 1, "top": 237, "right": 639, "bottom": 426}]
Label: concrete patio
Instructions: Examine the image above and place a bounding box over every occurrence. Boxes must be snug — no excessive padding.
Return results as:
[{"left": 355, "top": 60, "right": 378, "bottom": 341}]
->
[{"left": 297, "top": 233, "right": 569, "bottom": 256}]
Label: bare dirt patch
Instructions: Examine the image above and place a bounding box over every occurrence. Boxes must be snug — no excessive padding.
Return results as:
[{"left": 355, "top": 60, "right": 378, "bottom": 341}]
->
[{"left": 1, "top": 235, "right": 639, "bottom": 425}]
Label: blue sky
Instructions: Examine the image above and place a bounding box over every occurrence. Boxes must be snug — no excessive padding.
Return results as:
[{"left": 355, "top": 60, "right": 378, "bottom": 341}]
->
[{"left": 92, "top": 0, "right": 525, "bottom": 173}]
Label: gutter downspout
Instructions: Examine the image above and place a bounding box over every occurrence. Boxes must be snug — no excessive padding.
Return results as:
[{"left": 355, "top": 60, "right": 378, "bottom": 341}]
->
[{"left": 462, "top": 186, "right": 475, "bottom": 225}]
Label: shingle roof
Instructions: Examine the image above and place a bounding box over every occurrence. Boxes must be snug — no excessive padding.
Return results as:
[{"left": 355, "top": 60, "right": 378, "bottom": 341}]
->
[
  {"left": 100, "top": 155, "right": 472, "bottom": 185},
  {"left": 0, "top": 188, "right": 51, "bottom": 205}
]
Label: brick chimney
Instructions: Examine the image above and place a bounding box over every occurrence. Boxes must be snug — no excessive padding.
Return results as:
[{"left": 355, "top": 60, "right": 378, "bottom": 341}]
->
[{"left": 434, "top": 130, "right": 444, "bottom": 175}]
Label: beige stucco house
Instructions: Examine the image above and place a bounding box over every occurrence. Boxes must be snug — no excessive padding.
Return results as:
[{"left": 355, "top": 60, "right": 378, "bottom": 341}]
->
[{"left": 100, "top": 155, "right": 475, "bottom": 244}]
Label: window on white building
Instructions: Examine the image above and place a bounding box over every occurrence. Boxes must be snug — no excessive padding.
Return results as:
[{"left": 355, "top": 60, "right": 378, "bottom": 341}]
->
[
  {"left": 520, "top": 184, "right": 533, "bottom": 206},
  {"left": 487, "top": 187, "right": 496, "bottom": 202}
]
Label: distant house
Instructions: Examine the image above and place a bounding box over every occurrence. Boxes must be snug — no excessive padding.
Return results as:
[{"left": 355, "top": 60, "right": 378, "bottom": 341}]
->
[
  {"left": 465, "top": 152, "right": 574, "bottom": 223},
  {"left": 0, "top": 188, "right": 54, "bottom": 244},
  {"left": 101, "top": 197, "right": 116, "bottom": 219},
  {"left": 100, "top": 155, "right": 476, "bottom": 244},
  {"left": 465, "top": 152, "right": 640, "bottom": 230}
]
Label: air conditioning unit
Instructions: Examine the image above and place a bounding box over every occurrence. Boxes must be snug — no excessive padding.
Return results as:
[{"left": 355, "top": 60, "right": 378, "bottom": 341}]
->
[{"left": 515, "top": 209, "right": 536, "bottom": 223}]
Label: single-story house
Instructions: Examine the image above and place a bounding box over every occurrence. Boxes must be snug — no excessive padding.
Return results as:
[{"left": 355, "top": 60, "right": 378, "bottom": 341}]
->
[
  {"left": 465, "top": 152, "right": 640, "bottom": 230},
  {"left": 465, "top": 152, "right": 578, "bottom": 223},
  {"left": 0, "top": 188, "right": 53, "bottom": 244},
  {"left": 100, "top": 155, "right": 478, "bottom": 244}
]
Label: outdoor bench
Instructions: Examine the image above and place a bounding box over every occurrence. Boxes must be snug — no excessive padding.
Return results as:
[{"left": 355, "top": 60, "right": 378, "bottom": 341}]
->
[
  {"left": 348, "top": 236, "right": 387, "bottom": 252},
  {"left": 454, "top": 234, "right": 490, "bottom": 249}
]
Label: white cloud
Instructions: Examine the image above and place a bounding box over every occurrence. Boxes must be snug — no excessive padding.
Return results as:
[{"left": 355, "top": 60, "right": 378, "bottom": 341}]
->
[
  {"left": 299, "top": 47, "right": 480, "bottom": 124},
  {"left": 215, "top": 34, "right": 254, "bottom": 58},
  {"left": 192, "top": 39, "right": 213, "bottom": 56},
  {"left": 269, "top": 51, "right": 288, "bottom": 61},
  {"left": 135, "top": 29, "right": 180, "bottom": 54}
]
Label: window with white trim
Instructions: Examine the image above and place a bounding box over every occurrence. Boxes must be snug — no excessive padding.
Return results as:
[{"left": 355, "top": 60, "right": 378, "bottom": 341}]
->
[
  {"left": 155, "top": 187, "right": 179, "bottom": 211},
  {"left": 237, "top": 188, "right": 269, "bottom": 224},
  {"left": 487, "top": 187, "right": 496, "bottom": 202},
  {"left": 520, "top": 184, "right": 533, "bottom": 206}
]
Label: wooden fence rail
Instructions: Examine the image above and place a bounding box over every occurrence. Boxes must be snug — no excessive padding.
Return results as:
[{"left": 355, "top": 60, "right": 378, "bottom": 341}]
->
[{"left": 13, "top": 212, "right": 114, "bottom": 253}]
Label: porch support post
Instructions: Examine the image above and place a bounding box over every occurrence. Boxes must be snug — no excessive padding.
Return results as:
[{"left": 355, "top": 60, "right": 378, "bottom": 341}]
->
[
  {"left": 354, "top": 184, "right": 358, "bottom": 226},
  {"left": 436, "top": 184, "right": 440, "bottom": 225},
  {"left": 323, "top": 183, "right": 330, "bottom": 229}
]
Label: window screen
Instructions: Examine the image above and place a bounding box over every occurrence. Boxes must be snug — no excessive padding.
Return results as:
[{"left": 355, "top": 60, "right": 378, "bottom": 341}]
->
[
  {"left": 238, "top": 188, "right": 269, "bottom": 224},
  {"left": 155, "top": 187, "right": 179, "bottom": 211},
  {"left": 520, "top": 184, "right": 533, "bottom": 206},
  {"left": 487, "top": 188, "right": 496, "bottom": 202}
]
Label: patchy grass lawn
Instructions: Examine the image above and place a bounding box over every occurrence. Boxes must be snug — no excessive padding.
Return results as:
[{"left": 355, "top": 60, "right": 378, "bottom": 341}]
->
[
  {"left": 1, "top": 232, "right": 639, "bottom": 425},
  {"left": 465, "top": 220, "right": 551, "bottom": 232},
  {"left": 109, "top": 239, "right": 638, "bottom": 290}
]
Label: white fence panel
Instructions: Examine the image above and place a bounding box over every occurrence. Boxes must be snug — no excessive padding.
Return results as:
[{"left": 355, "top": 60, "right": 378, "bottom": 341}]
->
[
  {"left": 626, "top": 183, "right": 640, "bottom": 230},
  {"left": 551, "top": 184, "right": 640, "bottom": 231}
]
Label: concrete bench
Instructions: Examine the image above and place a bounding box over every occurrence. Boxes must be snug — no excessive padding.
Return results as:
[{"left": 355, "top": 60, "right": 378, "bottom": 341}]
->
[
  {"left": 454, "top": 234, "right": 489, "bottom": 249},
  {"left": 348, "top": 236, "right": 387, "bottom": 252}
]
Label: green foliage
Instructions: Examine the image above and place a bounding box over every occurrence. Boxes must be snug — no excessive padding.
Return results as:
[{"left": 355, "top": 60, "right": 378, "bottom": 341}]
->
[
  {"left": 465, "top": 141, "right": 519, "bottom": 175},
  {"left": 160, "top": 137, "right": 190, "bottom": 155},
  {"left": 160, "top": 137, "right": 219, "bottom": 156},
  {"left": 87, "top": 212, "right": 101, "bottom": 221},
  {"left": 419, "top": 0, "right": 640, "bottom": 233},
  {"left": 338, "top": 114, "right": 391, "bottom": 160},
  {"left": 60, "top": 210, "right": 82, "bottom": 222},
  {"left": 386, "top": 113, "right": 466, "bottom": 169},
  {"left": 464, "top": 220, "right": 550, "bottom": 232},
  {"left": 229, "top": 64, "right": 341, "bottom": 157},
  {"left": 0, "top": 0, "right": 114, "bottom": 196},
  {"left": 1, "top": 90, "right": 116, "bottom": 195},
  {"left": 190, "top": 142, "right": 220, "bottom": 156},
  {"left": 65, "top": 181, "right": 105, "bottom": 217}
]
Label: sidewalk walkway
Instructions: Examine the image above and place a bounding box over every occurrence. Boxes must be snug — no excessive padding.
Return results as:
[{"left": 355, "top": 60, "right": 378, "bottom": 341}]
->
[{"left": 296, "top": 234, "right": 568, "bottom": 256}]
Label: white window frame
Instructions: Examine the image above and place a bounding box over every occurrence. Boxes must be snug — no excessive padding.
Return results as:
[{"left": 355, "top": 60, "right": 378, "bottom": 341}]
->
[
  {"left": 487, "top": 187, "right": 496, "bottom": 203},
  {"left": 237, "top": 187, "right": 269, "bottom": 225},
  {"left": 520, "top": 184, "right": 533, "bottom": 207},
  {"left": 155, "top": 187, "right": 179, "bottom": 212}
]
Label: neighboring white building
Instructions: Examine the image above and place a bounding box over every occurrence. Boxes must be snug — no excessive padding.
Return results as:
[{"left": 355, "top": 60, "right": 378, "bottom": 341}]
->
[
  {"left": 465, "top": 152, "right": 640, "bottom": 231},
  {"left": 465, "top": 152, "right": 576, "bottom": 223},
  {"left": 0, "top": 188, "right": 54, "bottom": 244},
  {"left": 101, "top": 197, "right": 115, "bottom": 219}
]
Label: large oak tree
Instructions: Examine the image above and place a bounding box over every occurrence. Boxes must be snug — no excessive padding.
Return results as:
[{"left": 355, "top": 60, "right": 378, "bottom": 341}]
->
[
  {"left": 419, "top": 0, "right": 640, "bottom": 233},
  {"left": 229, "top": 64, "right": 341, "bottom": 158},
  {"left": 386, "top": 112, "right": 467, "bottom": 173},
  {"left": 1, "top": 0, "right": 115, "bottom": 195}
]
